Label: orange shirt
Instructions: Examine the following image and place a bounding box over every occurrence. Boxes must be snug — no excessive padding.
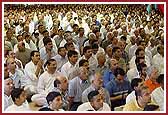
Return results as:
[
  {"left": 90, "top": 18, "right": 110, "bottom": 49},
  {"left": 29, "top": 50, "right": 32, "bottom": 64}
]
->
[{"left": 144, "top": 79, "right": 160, "bottom": 92}]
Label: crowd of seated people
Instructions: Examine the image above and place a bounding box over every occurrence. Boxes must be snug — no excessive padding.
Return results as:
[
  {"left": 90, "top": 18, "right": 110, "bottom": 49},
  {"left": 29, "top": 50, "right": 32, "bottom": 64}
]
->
[{"left": 3, "top": 4, "right": 164, "bottom": 111}]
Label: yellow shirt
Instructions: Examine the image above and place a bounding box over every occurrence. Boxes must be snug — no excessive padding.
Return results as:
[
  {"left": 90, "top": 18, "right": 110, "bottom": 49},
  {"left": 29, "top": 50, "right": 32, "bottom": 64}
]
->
[{"left": 123, "top": 99, "right": 143, "bottom": 111}]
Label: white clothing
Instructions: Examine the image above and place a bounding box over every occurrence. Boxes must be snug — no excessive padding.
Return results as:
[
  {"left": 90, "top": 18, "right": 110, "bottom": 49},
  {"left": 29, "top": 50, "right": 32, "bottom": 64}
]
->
[
  {"left": 24, "top": 61, "right": 41, "bottom": 93},
  {"left": 152, "top": 53, "right": 164, "bottom": 74},
  {"left": 151, "top": 87, "right": 164, "bottom": 111},
  {"left": 61, "top": 61, "right": 76, "bottom": 79},
  {"left": 5, "top": 101, "right": 30, "bottom": 111},
  {"left": 77, "top": 102, "right": 111, "bottom": 111},
  {"left": 4, "top": 94, "right": 13, "bottom": 111},
  {"left": 126, "top": 91, "right": 136, "bottom": 104}
]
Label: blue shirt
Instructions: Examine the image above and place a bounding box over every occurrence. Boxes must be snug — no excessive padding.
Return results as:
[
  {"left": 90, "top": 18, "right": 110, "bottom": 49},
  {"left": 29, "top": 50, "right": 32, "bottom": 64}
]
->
[{"left": 103, "top": 69, "right": 115, "bottom": 87}]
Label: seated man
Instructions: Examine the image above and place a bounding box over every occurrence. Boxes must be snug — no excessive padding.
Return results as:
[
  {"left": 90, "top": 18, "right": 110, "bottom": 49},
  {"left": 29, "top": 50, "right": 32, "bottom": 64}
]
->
[
  {"left": 5, "top": 88, "right": 30, "bottom": 111},
  {"left": 39, "top": 91, "right": 64, "bottom": 111},
  {"left": 77, "top": 90, "right": 111, "bottom": 111}
]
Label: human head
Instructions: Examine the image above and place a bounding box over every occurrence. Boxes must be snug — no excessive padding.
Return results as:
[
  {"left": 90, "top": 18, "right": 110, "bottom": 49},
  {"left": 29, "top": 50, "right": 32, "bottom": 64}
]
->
[
  {"left": 112, "top": 46, "right": 122, "bottom": 58},
  {"left": 43, "top": 38, "right": 53, "bottom": 51},
  {"left": 79, "top": 59, "right": 89, "bottom": 70},
  {"left": 67, "top": 50, "right": 78, "bottom": 65},
  {"left": 4, "top": 77, "right": 14, "bottom": 96},
  {"left": 11, "top": 88, "right": 27, "bottom": 106},
  {"left": 58, "top": 47, "right": 67, "bottom": 58},
  {"left": 17, "top": 41, "right": 25, "bottom": 52},
  {"left": 88, "top": 90, "right": 103, "bottom": 111},
  {"left": 30, "top": 50, "right": 40, "bottom": 64},
  {"left": 91, "top": 72, "right": 103, "bottom": 89},
  {"left": 45, "top": 59, "right": 57, "bottom": 74},
  {"left": 114, "top": 67, "right": 125, "bottom": 83},
  {"left": 109, "top": 58, "right": 119, "bottom": 72},
  {"left": 6, "top": 57, "right": 16, "bottom": 71},
  {"left": 46, "top": 91, "right": 63, "bottom": 111},
  {"left": 156, "top": 74, "right": 164, "bottom": 90},
  {"left": 78, "top": 66, "right": 89, "bottom": 81},
  {"left": 135, "top": 85, "right": 151, "bottom": 104},
  {"left": 54, "top": 76, "right": 68, "bottom": 91},
  {"left": 131, "top": 78, "right": 144, "bottom": 91},
  {"left": 83, "top": 46, "right": 92, "bottom": 59}
]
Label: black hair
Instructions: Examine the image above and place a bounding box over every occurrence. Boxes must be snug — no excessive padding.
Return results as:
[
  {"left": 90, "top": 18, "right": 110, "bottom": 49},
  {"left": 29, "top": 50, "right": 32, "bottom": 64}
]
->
[
  {"left": 88, "top": 90, "right": 99, "bottom": 102},
  {"left": 156, "top": 74, "right": 164, "bottom": 84},
  {"left": 46, "top": 91, "right": 61, "bottom": 104},
  {"left": 11, "top": 88, "right": 24, "bottom": 102},
  {"left": 143, "top": 104, "right": 159, "bottom": 111},
  {"left": 30, "top": 50, "right": 39, "bottom": 59},
  {"left": 54, "top": 79, "right": 61, "bottom": 88},
  {"left": 135, "top": 47, "right": 144, "bottom": 56},
  {"left": 91, "top": 43, "right": 99, "bottom": 49},
  {"left": 83, "top": 46, "right": 92, "bottom": 54},
  {"left": 112, "top": 46, "right": 120, "bottom": 55},
  {"left": 137, "top": 63, "right": 147, "bottom": 72},
  {"left": 131, "top": 78, "right": 143, "bottom": 89},
  {"left": 67, "top": 50, "right": 78, "bottom": 58},
  {"left": 58, "top": 47, "right": 65, "bottom": 53},
  {"left": 113, "top": 67, "right": 125, "bottom": 77},
  {"left": 44, "top": 59, "right": 56, "bottom": 68},
  {"left": 43, "top": 37, "right": 52, "bottom": 46},
  {"left": 79, "top": 59, "right": 88, "bottom": 67}
]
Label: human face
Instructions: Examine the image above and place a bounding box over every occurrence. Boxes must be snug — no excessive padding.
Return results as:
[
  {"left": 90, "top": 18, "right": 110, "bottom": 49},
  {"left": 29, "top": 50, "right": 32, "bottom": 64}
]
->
[
  {"left": 7, "top": 58, "right": 16, "bottom": 70},
  {"left": 80, "top": 67, "right": 89, "bottom": 80},
  {"left": 17, "top": 91, "right": 27, "bottom": 105},
  {"left": 110, "top": 59, "right": 119, "bottom": 71},
  {"left": 59, "top": 48, "right": 67, "bottom": 57},
  {"left": 47, "top": 60, "right": 57, "bottom": 73},
  {"left": 46, "top": 42, "right": 53, "bottom": 50},
  {"left": 69, "top": 55, "right": 78, "bottom": 65},
  {"left": 140, "top": 88, "right": 151, "bottom": 103},
  {"left": 4, "top": 65, "right": 9, "bottom": 79},
  {"left": 85, "top": 49, "right": 92, "bottom": 59},
  {"left": 138, "top": 50, "right": 145, "bottom": 58},
  {"left": 4, "top": 78, "right": 14, "bottom": 95},
  {"left": 91, "top": 94, "right": 104, "bottom": 111},
  {"left": 60, "top": 77, "right": 68, "bottom": 91},
  {"left": 51, "top": 96, "right": 63, "bottom": 110},
  {"left": 9, "top": 51, "right": 16, "bottom": 59},
  {"left": 94, "top": 73, "right": 103, "bottom": 88},
  {"left": 32, "top": 52, "right": 40, "bottom": 63},
  {"left": 116, "top": 74, "right": 124, "bottom": 83}
]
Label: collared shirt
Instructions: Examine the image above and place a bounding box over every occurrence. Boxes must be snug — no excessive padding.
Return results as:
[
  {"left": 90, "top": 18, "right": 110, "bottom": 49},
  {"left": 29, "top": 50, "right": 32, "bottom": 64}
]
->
[
  {"left": 151, "top": 86, "right": 164, "bottom": 111},
  {"left": 4, "top": 94, "right": 13, "bottom": 111},
  {"left": 39, "top": 47, "right": 57, "bottom": 63},
  {"left": 24, "top": 61, "right": 40, "bottom": 87},
  {"left": 38, "top": 71, "right": 62, "bottom": 94},
  {"left": 126, "top": 91, "right": 136, "bottom": 104},
  {"left": 61, "top": 61, "right": 77, "bottom": 79},
  {"left": 68, "top": 77, "right": 90, "bottom": 102},
  {"left": 123, "top": 99, "right": 144, "bottom": 111},
  {"left": 103, "top": 69, "right": 115, "bottom": 87},
  {"left": 5, "top": 101, "right": 30, "bottom": 111},
  {"left": 77, "top": 102, "right": 111, "bottom": 111},
  {"left": 9, "top": 69, "right": 24, "bottom": 88},
  {"left": 152, "top": 53, "right": 164, "bottom": 74},
  {"left": 82, "top": 84, "right": 111, "bottom": 106}
]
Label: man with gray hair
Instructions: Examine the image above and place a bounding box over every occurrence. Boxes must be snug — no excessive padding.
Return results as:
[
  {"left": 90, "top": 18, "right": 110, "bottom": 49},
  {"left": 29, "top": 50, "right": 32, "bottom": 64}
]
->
[{"left": 82, "top": 72, "right": 111, "bottom": 106}]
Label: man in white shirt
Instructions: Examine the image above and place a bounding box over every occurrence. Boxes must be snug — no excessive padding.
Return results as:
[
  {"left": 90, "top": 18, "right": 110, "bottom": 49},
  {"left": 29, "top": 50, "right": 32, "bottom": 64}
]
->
[
  {"left": 52, "top": 47, "right": 68, "bottom": 72},
  {"left": 6, "top": 57, "right": 24, "bottom": 88},
  {"left": 152, "top": 45, "right": 164, "bottom": 74},
  {"left": 77, "top": 90, "right": 111, "bottom": 111},
  {"left": 24, "top": 51, "right": 44, "bottom": 96},
  {"left": 61, "top": 50, "right": 78, "bottom": 79},
  {"left": 5, "top": 88, "right": 30, "bottom": 111},
  {"left": 31, "top": 59, "right": 61, "bottom": 106},
  {"left": 151, "top": 74, "right": 164, "bottom": 111},
  {"left": 4, "top": 77, "right": 14, "bottom": 110},
  {"left": 126, "top": 78, "right": 144, "bottom": 104}
]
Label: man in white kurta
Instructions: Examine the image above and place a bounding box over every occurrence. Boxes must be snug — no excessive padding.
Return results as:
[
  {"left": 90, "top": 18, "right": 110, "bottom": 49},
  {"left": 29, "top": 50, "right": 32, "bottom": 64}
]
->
[{"left": 31, "top": 59, "right": 62, "bottom": 106}]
